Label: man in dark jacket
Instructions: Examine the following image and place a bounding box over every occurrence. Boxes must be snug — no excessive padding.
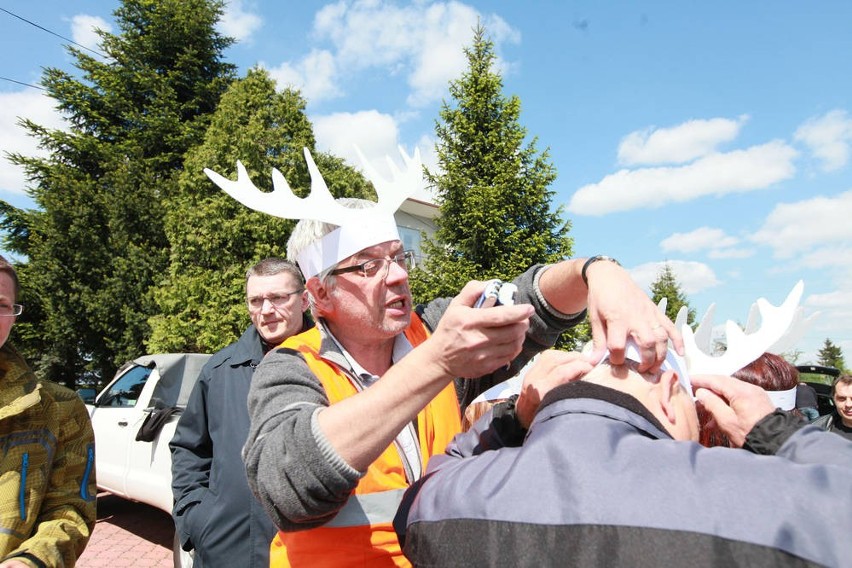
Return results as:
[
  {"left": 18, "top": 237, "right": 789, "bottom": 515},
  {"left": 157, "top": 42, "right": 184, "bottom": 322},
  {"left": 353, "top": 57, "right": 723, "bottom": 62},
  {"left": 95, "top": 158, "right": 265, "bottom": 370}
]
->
[
  {"left": 396, "top": 349, "right": 852, "bottom": 568},
  {"left": 170, "top": 258, "right": 311, "bottom": 567},
  {"left": 813, "top": 374, "right": 852, "bottom": 439}
]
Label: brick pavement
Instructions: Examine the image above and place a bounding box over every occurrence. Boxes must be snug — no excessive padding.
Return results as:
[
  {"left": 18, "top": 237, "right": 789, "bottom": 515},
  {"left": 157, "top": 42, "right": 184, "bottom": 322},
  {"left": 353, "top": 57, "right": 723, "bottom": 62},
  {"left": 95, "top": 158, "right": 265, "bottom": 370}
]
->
[{"left": 78, "top": 492, "right": 173, "bottom": 568}]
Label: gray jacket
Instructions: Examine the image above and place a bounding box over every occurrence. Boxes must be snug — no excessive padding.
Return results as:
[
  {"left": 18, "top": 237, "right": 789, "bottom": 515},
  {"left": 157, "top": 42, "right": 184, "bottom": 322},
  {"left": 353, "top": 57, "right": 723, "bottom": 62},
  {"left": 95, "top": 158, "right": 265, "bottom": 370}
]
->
[
  {"left": 399, "top": 382, "right": 852, "bottom": 567},
  {"left": 243, "top": 264, "right": 585, "bottom": 532}
]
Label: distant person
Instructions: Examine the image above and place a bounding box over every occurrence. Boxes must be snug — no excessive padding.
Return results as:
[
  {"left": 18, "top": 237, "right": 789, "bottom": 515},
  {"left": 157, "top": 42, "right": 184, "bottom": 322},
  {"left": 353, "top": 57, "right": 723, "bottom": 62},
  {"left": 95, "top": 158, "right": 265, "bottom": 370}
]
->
[
  {"left": 0, "top": 255, "right": 97, "bottom": 567},
  {"left": 170, "top": 258, "right": 311, "bottom": 567},
  {"left": 813, "top": 374, "right": 852, "bottom": 440},
  {"left": 395, "top": 348, "right": 852, "bottom": 567},
  {"left": 698, "top": 352, "right": 804, "bottom": 447},
  {"left": 795, "top": 381, "right": 820, "bottom": 422}
]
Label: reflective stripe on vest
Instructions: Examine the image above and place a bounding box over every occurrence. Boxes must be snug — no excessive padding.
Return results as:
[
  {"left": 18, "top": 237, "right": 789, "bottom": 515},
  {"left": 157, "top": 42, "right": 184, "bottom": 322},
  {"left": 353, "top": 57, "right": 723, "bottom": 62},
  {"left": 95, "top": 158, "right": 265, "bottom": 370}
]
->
[{"left": 324, "top": 488, "right": 406, "bottom": 528}]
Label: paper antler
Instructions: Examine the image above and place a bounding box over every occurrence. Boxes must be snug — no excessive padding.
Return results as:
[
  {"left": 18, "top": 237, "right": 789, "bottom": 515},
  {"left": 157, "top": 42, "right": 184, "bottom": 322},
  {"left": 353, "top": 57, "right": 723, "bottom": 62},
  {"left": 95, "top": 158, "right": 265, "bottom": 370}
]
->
[
  {"left": 682, "top": 281, "right": 805, "bottom": 376},
  {"left": 204, "top": 145, "right": 422, "bottom": 225}
]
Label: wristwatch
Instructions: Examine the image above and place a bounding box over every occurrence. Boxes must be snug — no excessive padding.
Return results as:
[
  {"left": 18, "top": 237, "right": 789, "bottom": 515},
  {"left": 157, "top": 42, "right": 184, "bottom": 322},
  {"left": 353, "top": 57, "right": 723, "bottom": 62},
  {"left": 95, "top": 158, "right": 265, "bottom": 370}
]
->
[{"left": 581, "top": 255, "right": 620, "bottom": 286}]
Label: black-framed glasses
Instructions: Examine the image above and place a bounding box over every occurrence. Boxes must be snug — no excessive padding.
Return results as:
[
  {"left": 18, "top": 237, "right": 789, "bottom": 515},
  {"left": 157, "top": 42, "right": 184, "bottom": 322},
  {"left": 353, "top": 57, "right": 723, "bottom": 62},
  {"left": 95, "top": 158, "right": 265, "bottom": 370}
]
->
[
  {"left": 247, "top": 290, "right": 304, "bottom": 311},
  {"left": 0, "top": 303, "right": 23, "bottom": 317},
  {"left": 330, "top": 250, "right": 416, "bottom": 279}
]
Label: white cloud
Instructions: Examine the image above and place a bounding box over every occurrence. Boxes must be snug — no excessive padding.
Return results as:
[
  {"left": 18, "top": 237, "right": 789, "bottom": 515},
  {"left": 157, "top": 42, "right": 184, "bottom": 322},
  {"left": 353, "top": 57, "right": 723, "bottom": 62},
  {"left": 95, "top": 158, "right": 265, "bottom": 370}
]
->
[
  {"left": 219, "top": 0, "right": 263, "bottom": 42},
  {"left": 0, "top": 91, "right": 67, "bottom": 194},
  {"left": 707, "top": 248, "right": 754, "bottom": 260},
  {"left": 70, "top": 15, "right": 111, "bottom": 52},
  {"left": 750, "top": 190, "right": 852, "bottom": 258},
  {"left": 660, "top": 227, "right": 739, "bottom": 253},
  {"left": 267, "top": 50, "right": 341, "bottom": 102},
  {"left": 313, "top": 110, "right": 400, "bottom": 169},
  {"left": 629, "top": 260, "right": 721, "bottom": 296},
  {"left": 311, "top": 110, "right": 438, "bottom": 202},
  {"left": 568, "top": 140, "right": 797, "bottom": 216},
  {"left": 660, "top": 226, "right": 753, "bottom": 260},
  {"left": 794, "top": 109, "right": 852, "bottom": 172},
  {"left": 268, "top": 1, "right": 518, "bottom": 106},
  {"left": 618, "top": 116, "right": 748, "bottom": 166}
]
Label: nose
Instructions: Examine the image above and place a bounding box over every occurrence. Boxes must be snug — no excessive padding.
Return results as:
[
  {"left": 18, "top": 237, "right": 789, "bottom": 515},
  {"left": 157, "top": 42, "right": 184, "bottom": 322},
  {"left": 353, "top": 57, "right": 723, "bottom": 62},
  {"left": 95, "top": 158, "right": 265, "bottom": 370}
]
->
[
  {"left": 384, "top": 259, "right": 409, "bottom": 284},
  {"left": 260, "top": 298, "right": 277, "bottom": 312}
]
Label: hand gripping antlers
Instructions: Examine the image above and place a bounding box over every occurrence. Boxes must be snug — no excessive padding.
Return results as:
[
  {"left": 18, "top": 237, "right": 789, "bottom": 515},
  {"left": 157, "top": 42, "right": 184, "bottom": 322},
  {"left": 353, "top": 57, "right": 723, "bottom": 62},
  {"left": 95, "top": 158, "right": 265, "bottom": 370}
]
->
[
  {"left": 203, "top": 146, "right": 422, "bottom": 226},
  {"left": 682, "top": 281, "right": 805, "bottom": 376}
]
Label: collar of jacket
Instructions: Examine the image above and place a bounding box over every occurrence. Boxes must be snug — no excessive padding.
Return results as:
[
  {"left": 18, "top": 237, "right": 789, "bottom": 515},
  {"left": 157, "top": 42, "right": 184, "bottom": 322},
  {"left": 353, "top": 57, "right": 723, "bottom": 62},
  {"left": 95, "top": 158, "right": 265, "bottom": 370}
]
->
[{"left": 533, "top": 381, "right": 673, "bottom": 440}]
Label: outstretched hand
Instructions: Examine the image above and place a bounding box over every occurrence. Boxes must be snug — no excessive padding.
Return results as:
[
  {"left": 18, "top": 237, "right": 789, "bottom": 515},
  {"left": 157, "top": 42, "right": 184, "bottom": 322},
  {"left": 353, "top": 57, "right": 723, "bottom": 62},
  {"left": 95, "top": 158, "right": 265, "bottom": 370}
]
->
[
  {"left": 516, "top": 350, "right": 593, "bottom": 429},
  {"left": 427, "top": 281, "right": 534, "bottom": 380},
  {"left": 691, "top": 374, "right": 776, "bottom": 447},
  {"left": 584, "top": 261, "right": 683, "bottom": 373}
]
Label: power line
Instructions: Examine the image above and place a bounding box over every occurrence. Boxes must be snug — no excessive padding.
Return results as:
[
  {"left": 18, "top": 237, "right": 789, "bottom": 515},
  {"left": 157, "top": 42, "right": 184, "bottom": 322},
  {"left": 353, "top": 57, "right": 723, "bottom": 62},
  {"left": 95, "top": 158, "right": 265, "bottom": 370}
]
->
[
  {"left": 0, "top": 7, "right": 109, "bottom": 60},
  {"left": 0, "top": 76, "right": 45, "bottom": 91}
]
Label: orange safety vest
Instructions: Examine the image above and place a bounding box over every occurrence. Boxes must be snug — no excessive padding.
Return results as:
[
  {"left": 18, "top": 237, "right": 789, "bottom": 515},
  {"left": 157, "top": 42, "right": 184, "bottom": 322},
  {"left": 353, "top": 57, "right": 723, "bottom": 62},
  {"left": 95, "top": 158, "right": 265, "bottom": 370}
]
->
[{"left": 270, "top": 313, "right": 461, "bottom": 567}]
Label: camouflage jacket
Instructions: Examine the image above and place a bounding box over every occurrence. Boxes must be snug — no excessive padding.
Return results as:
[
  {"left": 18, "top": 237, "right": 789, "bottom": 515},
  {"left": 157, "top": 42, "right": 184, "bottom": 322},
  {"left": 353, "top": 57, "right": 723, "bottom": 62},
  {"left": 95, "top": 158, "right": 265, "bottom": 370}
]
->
[{"left": 0, "top": 344, "right": 97, "bottom": 567}]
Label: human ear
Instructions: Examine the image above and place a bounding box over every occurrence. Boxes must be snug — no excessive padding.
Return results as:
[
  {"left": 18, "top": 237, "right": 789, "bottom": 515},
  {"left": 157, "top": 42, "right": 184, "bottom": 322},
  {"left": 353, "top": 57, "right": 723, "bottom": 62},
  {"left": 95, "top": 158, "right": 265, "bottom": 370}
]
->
[
  {"left": 306, "top": 277, "right": 331, "bottom": 314},
  {"left": 659, "top": 370, "right": 680, "bottom": 424}
]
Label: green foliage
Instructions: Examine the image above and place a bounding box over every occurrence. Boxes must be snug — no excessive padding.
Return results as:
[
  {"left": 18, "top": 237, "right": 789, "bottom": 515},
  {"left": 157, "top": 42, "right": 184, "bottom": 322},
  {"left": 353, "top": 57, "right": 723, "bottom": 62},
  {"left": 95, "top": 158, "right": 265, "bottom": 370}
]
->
[
  {"left": 2, "top": 0, "right": 236, "bottom": 387},
  {"left": 817, "top": 338, "right": 847, "bottom": 372},
  {"left": 409, "top": 24, "right": 578, "bottom": 346},
  {"left": 649, "top": 264, "right": 696, "bottom": 326},
  {"left": 148, "top": 67, "right": 374, "bottom": 353}
]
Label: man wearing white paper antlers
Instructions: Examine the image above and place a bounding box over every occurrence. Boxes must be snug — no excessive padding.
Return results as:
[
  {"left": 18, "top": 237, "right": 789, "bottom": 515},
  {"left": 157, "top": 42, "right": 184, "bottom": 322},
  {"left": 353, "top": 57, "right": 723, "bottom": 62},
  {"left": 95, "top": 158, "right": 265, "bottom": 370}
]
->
[{"left": 205, "top": 147, "right": 680, "bottom": 566}]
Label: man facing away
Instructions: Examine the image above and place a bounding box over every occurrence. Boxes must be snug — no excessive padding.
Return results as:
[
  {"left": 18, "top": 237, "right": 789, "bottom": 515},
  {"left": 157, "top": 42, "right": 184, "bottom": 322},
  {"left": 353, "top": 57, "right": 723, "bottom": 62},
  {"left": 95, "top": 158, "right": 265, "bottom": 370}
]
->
[
  {"left": 0, "top": 255, "right": 97, "bottom": 567},
  {"left": 396, "top": 348, "right": 852, "bottom": 568},
  {"left": 170, "top": 258, "right": 311, "bottom": 567},
  {"left": 813, "top": 374, "right": 852, "bottom": 440}
]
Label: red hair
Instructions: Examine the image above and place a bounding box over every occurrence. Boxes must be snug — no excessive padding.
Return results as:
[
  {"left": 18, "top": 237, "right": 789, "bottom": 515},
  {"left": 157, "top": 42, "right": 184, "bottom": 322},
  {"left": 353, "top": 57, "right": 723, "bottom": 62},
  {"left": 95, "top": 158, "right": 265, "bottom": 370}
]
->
[{"left": 699, "top": 353, "right": 802, "bottom": 447}]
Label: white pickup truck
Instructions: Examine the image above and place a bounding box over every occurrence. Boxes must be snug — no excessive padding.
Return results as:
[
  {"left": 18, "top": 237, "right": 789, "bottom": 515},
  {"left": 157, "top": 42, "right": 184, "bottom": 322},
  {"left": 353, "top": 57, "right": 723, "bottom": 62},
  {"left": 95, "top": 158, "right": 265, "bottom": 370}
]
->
[{"left": 85, "top": 353, "right": 211, "bottom": 567}]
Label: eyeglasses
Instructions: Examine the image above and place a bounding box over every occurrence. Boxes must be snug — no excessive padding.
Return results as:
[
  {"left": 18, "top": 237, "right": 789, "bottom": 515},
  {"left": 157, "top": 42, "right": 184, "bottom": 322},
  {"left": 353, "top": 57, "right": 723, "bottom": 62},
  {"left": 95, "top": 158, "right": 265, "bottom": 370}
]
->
[
  {"left": 0, "top": 304, "right": 23, "bottom": 317},
  {"left": 330, "top": 250, "right": 416, "bottom": 279},
  {"left": 248, "top": 290, "right": 303, "bottom": 311}
]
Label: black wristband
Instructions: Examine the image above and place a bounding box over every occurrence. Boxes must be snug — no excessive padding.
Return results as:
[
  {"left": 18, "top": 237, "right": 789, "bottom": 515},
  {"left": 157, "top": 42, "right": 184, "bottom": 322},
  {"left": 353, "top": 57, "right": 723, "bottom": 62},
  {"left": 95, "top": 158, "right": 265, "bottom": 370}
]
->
[{"left": 581, "top": 255, "right": 620, "bottom": 286}]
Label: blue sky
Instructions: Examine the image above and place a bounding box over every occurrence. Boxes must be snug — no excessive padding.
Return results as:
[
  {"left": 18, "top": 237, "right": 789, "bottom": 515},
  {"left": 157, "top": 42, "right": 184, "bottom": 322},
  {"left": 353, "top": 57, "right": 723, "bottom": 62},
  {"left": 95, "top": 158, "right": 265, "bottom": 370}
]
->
[{"left": 1, "top": 1, "right": 851, "bottom": 364}]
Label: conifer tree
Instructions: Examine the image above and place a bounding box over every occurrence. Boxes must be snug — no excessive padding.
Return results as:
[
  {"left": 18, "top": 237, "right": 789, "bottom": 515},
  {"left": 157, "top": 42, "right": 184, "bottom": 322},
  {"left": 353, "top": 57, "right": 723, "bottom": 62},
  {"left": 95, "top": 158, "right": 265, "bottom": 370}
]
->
[
  {"left": 148, "top": 68, "right": 374, "bottom": 352},
  {"left": 411, "top": 24, "right": 572, "bottom": 304},
  {"left": 1, "top": 0, "right": 235, "bottom": 386},
  {"left": 649, "top": 264, "right": 696, "bottom": 326},
  {"left": 817, "top": 338, "right": 847, "bottom": 371}
]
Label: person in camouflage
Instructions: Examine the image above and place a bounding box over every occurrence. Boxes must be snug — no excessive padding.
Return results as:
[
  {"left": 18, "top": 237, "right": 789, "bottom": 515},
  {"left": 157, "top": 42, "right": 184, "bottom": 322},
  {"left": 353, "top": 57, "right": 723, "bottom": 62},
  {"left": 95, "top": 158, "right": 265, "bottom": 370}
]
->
[{"left": 0, "top": 256, "right": 97, "bottom": 568}]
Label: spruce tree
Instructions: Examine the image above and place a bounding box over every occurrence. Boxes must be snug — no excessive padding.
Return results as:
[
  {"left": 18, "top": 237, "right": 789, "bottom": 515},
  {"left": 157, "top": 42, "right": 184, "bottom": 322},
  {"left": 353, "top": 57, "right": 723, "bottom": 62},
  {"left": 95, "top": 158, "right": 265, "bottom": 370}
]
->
[
  {"left": 148, "top": 68, "right": 374, "bottom": 353},
  {"left": 817, "top": 338, "right": 846, "bottom": 371},
  {"left": 411, "top": 24, "right": 572, "bottom": 305},
  {"left": 2, "top": 0, "right": 235, "bottom": 387},
  {"left": 649, "top": 264, "right": 696, "bottom": 326}
]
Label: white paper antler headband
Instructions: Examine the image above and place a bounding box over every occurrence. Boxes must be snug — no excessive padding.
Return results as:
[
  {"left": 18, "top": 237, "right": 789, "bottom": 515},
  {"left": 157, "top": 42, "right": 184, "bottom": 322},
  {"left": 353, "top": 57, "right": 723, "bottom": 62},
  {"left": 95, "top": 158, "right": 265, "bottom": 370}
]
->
[{"left": 204, "top": 146, "right": 423, "bottom": 278}]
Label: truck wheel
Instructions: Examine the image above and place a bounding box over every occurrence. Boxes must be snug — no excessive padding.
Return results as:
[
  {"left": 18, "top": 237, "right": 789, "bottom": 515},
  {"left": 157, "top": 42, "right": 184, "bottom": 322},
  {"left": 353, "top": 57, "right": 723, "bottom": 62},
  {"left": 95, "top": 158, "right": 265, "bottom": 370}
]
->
[{"left": 173, "top": 532, "right": 194, "bottom": 568}]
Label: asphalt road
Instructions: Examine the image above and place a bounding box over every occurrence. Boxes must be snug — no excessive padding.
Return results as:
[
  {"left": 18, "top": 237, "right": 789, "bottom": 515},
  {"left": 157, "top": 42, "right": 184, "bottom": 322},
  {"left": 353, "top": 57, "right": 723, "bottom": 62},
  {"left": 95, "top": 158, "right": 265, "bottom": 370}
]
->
[{"left": 78, "top": 492, "right": 174, "bottom": 567}]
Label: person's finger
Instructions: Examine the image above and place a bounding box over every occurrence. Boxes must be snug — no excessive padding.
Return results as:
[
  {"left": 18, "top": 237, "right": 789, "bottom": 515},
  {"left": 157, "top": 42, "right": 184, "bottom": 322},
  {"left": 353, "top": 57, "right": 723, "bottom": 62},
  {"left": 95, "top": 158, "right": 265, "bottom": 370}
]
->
[
  {"left": 452, "top": 280, "right": 488, "bottom": 307},
  {"left": 603, "top": 319, "right": 628, "bottom": 366},
  {"left": 694, "top": 387, "right": 735, "bottom": 424},
  {"left": 690, "top": 374, "right": 735, "bottom": 400}
]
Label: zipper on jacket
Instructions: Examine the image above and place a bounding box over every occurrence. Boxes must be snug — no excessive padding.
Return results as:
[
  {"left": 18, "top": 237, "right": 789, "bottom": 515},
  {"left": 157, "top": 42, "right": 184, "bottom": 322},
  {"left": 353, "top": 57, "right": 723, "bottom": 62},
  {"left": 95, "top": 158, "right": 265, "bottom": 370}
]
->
[
  {"left": 19, "top": 452, "right": 28, "bottom": 520},
  {"left": 80, "top": 444, "right": 95, "bottom": 500}
]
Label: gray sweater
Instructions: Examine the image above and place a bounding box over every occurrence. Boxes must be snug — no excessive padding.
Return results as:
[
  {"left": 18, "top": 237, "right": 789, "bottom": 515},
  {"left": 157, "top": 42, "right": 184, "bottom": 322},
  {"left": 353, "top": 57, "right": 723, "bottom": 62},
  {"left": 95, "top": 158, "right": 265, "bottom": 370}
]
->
[{"left": 242, "top": 264, "right": 585, "bottom": 532}]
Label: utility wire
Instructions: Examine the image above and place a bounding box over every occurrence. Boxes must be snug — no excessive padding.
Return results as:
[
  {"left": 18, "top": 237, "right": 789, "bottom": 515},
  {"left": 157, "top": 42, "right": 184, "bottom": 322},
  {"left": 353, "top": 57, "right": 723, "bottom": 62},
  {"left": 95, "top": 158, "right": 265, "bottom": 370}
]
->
[
  {"left": 0, "top": 76, "right": 45, "bottom": 91},
  {"left": 0, "top": 7, "right": 109, "bottom": 59}
]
